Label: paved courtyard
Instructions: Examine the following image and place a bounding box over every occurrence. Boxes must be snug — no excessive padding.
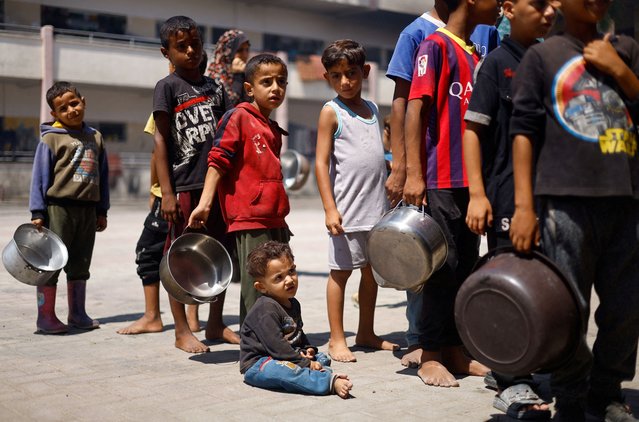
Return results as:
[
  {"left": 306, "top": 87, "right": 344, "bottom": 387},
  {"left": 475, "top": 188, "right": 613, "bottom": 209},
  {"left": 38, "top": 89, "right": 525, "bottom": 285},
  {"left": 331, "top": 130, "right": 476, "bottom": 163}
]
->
[{"left": 0, "top": 196, "right": 637, "bottom": 421}]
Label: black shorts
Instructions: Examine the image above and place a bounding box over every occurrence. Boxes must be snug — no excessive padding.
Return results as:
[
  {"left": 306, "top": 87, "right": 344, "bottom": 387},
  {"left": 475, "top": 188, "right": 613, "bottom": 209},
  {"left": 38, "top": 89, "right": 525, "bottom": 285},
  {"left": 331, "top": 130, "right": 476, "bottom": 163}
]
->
[{"left": 135, "top": 197, "right": 168, "bottom": 285}]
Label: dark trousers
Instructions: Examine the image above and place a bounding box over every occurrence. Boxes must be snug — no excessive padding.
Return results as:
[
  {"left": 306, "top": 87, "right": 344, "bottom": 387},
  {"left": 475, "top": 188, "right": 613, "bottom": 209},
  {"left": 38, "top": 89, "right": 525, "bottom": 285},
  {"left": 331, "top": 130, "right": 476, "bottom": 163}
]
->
[
  {"left": 135, "top": 197, "right": 168, "bottom": 285},
  {"left": 484, "top": 228, "right": 537, "bottom": 391},
  {"left": 47, "top": 204, "right": 97, "bottom": 284},
  {"left": 235, "top": 227, "right": 290, "bottom": 324},
  {"left": 539, "top": 196, "right": 639, "bottom": 410},
  {"left": 418, "top": 188, "right": 479, "bottom": 350}
]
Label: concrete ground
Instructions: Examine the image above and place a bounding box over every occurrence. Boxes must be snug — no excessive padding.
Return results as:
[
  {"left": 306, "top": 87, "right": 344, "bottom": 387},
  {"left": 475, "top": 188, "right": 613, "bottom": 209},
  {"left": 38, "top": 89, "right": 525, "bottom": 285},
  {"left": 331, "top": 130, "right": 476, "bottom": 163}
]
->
[{"left": 0, "top": 196, "right": 637, "bottom": 421}]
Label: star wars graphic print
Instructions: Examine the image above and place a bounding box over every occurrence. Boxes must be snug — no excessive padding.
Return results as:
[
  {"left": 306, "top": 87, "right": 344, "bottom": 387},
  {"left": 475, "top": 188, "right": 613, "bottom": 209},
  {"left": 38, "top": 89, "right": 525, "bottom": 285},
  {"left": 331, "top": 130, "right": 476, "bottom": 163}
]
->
[{"left": 553, "top": 56, "right": 637, "bottom": 156}]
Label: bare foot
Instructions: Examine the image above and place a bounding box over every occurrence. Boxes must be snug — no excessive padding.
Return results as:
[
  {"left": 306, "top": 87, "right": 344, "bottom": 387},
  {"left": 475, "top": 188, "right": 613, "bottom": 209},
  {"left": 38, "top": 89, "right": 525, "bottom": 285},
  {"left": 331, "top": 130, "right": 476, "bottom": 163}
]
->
[
  {"left": 401, "top": 344, "right": 424, "bottom": 368},
  {"left": 186, "top": 305, "right": 201, "bottom": 333},
  {"left": 116, "top": 315, "right": 163, "bottom": 335},
  {"left": 175, "top": 333, "right": 210, "bottom": 353},
  {"left": 328, "top": 339, "right": 357, "bottom": 362},
  {"left": 417, "top": 361, "right": 460, "bottom": 387},
  {"left": 333, "top": 374, "right": 353, "bottom": 399},
  {"left": 355, "top": 333, "right": 400, "bottom": 352},
  {"left": 205, "top": 325, "right": 240, "bottom": 344},
  {"left": 442, "top": 346, "right": 489, "bottom": 376}
]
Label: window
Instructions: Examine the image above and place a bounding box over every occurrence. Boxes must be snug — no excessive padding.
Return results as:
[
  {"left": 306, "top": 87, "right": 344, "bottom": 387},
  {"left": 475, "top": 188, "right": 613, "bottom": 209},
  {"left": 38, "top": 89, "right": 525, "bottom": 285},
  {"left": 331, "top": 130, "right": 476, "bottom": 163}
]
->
[
  {"left": 41, "top": 6, "right": 126, "bottom": 34},
  {"left": 0, "top": 116, "right": 40, "bottom": 161},
  {"left": 263, "top": 33, "right": 324, "bottom": 60},
  {"left": 87, "top": 122, "right": 126, "bottom": 143},
  {"left": 212, "top": 27, "right": 231, "bottom": 44}
]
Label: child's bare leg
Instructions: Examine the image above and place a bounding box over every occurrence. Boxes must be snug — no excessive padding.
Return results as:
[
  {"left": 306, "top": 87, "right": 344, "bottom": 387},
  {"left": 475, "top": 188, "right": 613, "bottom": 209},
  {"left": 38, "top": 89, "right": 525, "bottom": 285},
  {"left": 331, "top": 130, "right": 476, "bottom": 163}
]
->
[
  {"left": 186, "top": 304, "right": 201, "bottom": 332},
  {"left": 204, "top": 290, "right": 239, "bottom": 344},
  {"left": 417, "top": 350, "right": 459, "bottom": 387},
  {"left": 327, "top": 269, "right": 356, "bottom": 362},
  {"left": 441, "top": 345, "right": 489, "bottom": 377},
  {"left": 117, "top": 282, "right": 163, "bottom": 335},
  {"left": 332, "top": 374, "right": 353, "bottom": 399},
  {"left": 169, "top": 296, "right": 209, "bottom": 353},
  {"left": 354, "top": 265, "right": 399, "bottom": 351}
]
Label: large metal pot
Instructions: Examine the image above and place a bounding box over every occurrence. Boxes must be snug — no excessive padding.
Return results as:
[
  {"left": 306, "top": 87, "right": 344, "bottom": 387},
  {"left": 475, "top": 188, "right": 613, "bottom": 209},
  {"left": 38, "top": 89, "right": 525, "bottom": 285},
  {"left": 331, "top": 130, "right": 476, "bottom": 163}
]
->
[
  {"left": 367, "top": 203, "right": 448, "bottom": 290},
  {"left": 159, "top": 233, "right": 233, "bottom": 305},
  {"left": 455, "top": 248, "right": 588, "bottom": 375},
  {"left": 2, "top": 224, "right": 68, "bottom": 286},
  {"left": 281, "top": 149, "right": 310, "bottom": 191}
]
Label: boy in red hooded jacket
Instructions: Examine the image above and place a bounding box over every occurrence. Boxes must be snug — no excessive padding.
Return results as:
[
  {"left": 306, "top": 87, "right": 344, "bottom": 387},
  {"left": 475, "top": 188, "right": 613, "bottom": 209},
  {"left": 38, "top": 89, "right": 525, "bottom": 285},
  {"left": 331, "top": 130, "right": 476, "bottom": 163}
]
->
[{"left": 189, "top": 53, "right": 291, "bottom": 324}]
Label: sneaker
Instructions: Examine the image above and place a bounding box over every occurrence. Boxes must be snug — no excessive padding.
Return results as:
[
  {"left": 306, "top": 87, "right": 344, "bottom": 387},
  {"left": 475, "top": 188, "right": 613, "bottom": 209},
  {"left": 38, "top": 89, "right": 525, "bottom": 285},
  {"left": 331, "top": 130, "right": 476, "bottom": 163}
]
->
[{"left": 605, "top": 402, "right": 638, "bottom": 422}]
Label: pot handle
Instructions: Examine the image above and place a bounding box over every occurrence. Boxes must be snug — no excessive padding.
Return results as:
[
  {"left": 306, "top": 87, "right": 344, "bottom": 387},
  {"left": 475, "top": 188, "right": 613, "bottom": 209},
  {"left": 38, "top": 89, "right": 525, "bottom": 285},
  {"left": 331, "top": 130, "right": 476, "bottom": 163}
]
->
[
  {"left": 384, "top": 200, "right": 428, "bottom": 217},
  {"left": 168, "top": 223, "right": 209, "bottom": 243}
]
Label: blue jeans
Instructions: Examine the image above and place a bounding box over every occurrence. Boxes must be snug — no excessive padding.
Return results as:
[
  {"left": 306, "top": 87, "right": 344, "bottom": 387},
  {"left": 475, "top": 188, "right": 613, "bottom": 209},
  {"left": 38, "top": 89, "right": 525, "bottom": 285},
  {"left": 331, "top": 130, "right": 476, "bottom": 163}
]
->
[
  {"left": 244, "top": 353, "right": 334, "bottom": 396},
  {"left": 539, "top": 196, "right": 639, "bottom": 413},
  {"left": 405, "top": 289, "right": 424, "bottom": 347}
]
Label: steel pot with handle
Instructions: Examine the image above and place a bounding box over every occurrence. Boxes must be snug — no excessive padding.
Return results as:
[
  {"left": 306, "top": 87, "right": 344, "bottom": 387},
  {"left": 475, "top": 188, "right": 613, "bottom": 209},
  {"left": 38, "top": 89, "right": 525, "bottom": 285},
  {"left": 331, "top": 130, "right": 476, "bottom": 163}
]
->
[
  {"left": 2, "top": 224, "right": 68, "bottom": 286},
  {"left": 367, "top": 202, "right": 448, "bottom": 290},
  {"left": 280, "top": 149, "right": 310, "bottom": 191},
  {"left": 455, "top": 248, "right": 588, "bottom": 375},
  {"left": 159, "top": 232, "right": 233, "bottom": 305}
]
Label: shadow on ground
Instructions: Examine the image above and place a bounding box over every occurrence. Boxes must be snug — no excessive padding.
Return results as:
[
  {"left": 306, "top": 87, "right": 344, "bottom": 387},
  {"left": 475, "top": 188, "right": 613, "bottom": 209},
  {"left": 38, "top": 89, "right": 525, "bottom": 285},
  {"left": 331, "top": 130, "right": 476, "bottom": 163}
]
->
[{"left": 189, "top": 349, "right": 240, "bottom": 365}]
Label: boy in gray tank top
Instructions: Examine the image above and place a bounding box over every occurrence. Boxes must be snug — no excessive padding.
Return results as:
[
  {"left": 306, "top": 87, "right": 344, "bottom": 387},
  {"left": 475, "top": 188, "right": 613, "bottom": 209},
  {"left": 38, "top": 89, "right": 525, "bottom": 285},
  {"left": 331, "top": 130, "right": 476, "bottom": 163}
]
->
[{"left": 315, "top": 39, "right": 399, "bottom": 363}]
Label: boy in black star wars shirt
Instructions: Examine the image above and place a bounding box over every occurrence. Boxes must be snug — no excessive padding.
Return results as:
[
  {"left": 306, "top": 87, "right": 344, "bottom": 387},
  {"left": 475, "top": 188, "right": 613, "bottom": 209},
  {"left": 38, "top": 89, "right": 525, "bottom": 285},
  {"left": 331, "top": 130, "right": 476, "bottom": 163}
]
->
[
  {"left": 509, "top": 0, "right": 639, "bottom": 420},
  {"left": 153, "top": 15, "right": 236, "bottom": 353}
]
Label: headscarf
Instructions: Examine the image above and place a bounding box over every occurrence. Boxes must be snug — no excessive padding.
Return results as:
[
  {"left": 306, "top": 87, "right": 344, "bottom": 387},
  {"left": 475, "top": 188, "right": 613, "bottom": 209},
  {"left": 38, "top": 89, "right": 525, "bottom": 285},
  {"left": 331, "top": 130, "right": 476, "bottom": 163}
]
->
[{"left": 208, "top": 29, "right": 249, "bottom": 105}]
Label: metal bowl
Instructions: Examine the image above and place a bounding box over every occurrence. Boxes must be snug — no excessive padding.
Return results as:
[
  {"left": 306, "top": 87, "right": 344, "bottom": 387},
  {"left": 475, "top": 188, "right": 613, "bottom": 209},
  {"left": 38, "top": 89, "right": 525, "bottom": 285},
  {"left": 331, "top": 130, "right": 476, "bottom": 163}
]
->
[
  {"left": 367, "top": 203, "right": 448, "bottom": 290},
  {"left": 159, "top": 233, "right": 233, "bottom": 304},
  {"left": 2, "top": 224, "right": 68, "bottom": 286},
  {"left": 280, "top": 149, "right": 310, "bottom": 191}
]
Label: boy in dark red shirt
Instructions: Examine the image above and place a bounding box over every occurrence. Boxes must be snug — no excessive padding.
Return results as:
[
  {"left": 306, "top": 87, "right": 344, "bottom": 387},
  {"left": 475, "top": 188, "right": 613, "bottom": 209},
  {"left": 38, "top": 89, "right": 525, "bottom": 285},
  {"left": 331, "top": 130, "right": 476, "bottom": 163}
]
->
[{"left": 189, "top": 54, "right": 291, "bottom": 324}]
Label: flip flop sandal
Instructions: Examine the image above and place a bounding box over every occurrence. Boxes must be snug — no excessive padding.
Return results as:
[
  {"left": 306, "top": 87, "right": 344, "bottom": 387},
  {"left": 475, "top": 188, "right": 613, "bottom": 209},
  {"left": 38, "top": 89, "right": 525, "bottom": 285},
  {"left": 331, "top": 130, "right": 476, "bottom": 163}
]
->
[
  {"left": 493, "top": 383, "right": 551, "bottom": 420},
  {"left": 484, "top": 371, "right": 498, "bottom": 390}
]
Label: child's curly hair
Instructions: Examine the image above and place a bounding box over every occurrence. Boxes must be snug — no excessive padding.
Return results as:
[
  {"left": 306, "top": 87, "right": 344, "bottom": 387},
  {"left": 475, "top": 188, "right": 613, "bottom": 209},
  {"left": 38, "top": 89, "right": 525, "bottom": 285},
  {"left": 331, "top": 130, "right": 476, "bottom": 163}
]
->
[{"left": 247, "top": 241, "right": 295, "bottom": 280}]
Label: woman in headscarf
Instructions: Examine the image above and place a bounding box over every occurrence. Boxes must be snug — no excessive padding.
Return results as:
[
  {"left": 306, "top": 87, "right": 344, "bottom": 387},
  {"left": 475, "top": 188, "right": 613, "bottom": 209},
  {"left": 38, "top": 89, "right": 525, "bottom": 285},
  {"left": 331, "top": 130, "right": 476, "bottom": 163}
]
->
[{"left": 208, "top": 29, "right": 250, "bottom": 107}]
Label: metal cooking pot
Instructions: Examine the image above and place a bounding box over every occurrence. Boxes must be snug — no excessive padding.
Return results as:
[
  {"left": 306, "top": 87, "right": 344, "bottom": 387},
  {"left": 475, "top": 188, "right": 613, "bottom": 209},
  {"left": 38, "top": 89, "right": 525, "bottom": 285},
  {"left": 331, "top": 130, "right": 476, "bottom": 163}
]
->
[
  {"left": 455, "top": 248, "right": 588, "bottom": 375},
  {"left": 280, "top": 149, "right": 310, "bottom": 191},
  {"left": 159, "top": 233, "right": 233, "bottom": 305},
  {"left": 367, "top": 202, "right": 448, "bottom": 290},
  {"left": 2, "top": 224, "right": 68, "bottom": 286}
]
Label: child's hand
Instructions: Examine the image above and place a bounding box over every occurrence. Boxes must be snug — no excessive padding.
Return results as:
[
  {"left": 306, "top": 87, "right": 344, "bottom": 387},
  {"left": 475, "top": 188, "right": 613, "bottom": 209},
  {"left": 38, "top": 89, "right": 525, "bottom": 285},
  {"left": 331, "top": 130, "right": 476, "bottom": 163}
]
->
[
  {"left": 31, "top": 219, "right": 44, "bottom": 230},
  {"left": 584, "top": 33, "right": 624, "bottom": 78},
  {"left": 161, "top": 194, "right": 180, "bottom": 223},
  {"left": 309, "top": 361, "right": 323, "bottom": 371},
  {"left": 231, "top": 57, "right": 247, "bottom": 73},
  {"left": 466, "top": 195, "right": 493, "bottom": 235},
  {"left": 403, "top": 175, "right": 426, "bottom": 207},
  {"left": 300, "top": 347, "right": 316, "bottom": 359},
  {"left": 510, "top": 207, "right": 539, "bottom": 253},
  {"left": 96, "top": 215, "right": 108, "bottom": 232},
  {"left": 385, "top": 169, "right": 406, "bottom": 207},
  {"left": 188, "top": 204, "right": 210, "bottom": 229},
  {"left": 325, "top": 209, "right": 344, "bottom": 235}
]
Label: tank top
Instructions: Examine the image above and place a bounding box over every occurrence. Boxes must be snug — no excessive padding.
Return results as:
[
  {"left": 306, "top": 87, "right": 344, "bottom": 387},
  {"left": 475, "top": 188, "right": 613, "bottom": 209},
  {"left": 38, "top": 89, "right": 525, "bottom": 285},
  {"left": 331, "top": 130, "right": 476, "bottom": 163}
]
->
[{"left": 325, "top": 98, "right": 388, "bottom": 232}]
